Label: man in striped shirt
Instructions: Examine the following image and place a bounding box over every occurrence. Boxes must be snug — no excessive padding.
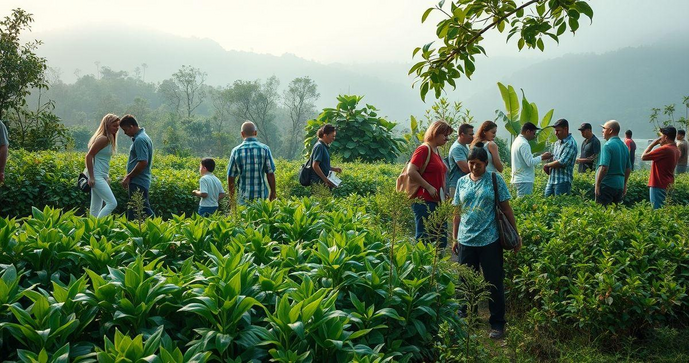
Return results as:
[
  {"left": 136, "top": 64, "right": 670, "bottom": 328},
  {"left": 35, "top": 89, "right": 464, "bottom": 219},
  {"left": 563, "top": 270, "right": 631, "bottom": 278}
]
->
[
  {"left": 543, "top": 119, "right": 578, "bottom": 196},
  {"left": 227, "top": 121, "right": 277, "bottom": 205}
]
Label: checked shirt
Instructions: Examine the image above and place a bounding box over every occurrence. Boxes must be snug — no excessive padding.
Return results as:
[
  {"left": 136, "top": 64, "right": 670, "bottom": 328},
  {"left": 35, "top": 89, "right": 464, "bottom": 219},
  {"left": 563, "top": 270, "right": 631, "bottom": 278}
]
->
[
  {"left": 549, "top": 134, "right": 578, "bottom": 185},
  {"left": 227, "top": 137, "right": 276, "bottom": 202}
]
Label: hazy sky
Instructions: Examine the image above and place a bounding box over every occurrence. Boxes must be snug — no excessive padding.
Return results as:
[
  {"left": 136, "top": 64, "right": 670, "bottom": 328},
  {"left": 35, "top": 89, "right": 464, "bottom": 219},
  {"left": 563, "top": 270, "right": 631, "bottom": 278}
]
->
[{"left": 2, "top": 0, "right": 689, "bottom": 64}]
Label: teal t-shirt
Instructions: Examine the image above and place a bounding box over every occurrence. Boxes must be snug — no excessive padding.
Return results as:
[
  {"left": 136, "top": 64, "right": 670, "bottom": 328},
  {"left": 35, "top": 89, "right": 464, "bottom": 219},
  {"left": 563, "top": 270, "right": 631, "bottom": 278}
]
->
[
  {"left": 598, "top": 136, "right": 631, "bottom": 190},
  {"left": 127, "top": 128, "right": 153, "bottom": 189},
  {"left": 452, "top": 172, "right": 511, "bottom": 247},
  {"left": 448, "top": 140, "right": 469, "bottom": 188}
]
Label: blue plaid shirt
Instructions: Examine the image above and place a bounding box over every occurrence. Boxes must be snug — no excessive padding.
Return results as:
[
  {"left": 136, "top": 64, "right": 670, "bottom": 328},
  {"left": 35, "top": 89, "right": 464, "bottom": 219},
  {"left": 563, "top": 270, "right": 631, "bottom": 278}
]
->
[
  {"left": 549, "top": 134, "right": 578, "bottom": 185},
  {"left": 227, "top": 138, "right": 276, "bottom": 203}
]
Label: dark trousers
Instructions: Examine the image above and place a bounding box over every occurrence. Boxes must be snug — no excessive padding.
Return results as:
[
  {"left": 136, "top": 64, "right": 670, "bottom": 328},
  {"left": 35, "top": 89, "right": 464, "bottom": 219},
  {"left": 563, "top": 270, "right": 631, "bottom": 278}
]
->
[
  {"left": 412, "top": 201, "right": 447, "bottom": 248},
  {"left": 127, "top": 183, "right": 155, "bottom": 220},
  {"left": 595, "top": 185, "right": 624, "bottom": 206},
  {"left": 458, "top": 240, "right": 506, "bottom": 330}
]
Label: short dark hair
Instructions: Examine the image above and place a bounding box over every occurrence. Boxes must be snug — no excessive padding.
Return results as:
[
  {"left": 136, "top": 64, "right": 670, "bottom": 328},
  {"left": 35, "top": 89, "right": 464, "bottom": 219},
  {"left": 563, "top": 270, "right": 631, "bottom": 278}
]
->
[
  {"left": 467, "top": 142, "right": 489, "bottom": 163},
  {"left": 679, "top": 129, "right": 686, "bottom": 136},
  {"left": 317, "top": 124, "right": 336, "bottom": 138},
  {"left": 625, "top": 130, "right": 632, "bottom": 137},
  {"left": 660, "top": 126, "right": 677, "bottom": 141},
  {"left": 521, "top": 122, "right": 539, "bottom": 132},
  {"left": 201, "top": 158, "right": 216, "bottom": 172},
  {"left": 120, "top": 114, "right": 138, "bottom": 127},
  {"left": 458, "top": 123, "right": 474, "bottom": 136}
]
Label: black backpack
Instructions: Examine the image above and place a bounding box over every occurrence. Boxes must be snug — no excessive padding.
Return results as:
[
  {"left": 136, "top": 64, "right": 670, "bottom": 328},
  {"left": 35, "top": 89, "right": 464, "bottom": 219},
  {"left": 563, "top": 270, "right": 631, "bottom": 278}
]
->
[{"left": 298, "top": 146, "right": 316, "bottom": 186}]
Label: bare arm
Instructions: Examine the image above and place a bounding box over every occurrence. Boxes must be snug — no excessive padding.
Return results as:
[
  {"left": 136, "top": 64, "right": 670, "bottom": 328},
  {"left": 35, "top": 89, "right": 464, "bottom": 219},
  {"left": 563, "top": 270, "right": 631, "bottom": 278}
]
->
[
  {"left": 266, "top": 173, "right": 276, "bottom": 200},
  {"left": 456, "top": 160, "right": 469, "bottom": 174},
  {"left": 192, "top": 191, "right": 208, "bottom": 198},
  {"left": 312, "top": 160, "right": 334, "bottom": 187},
  {"left": 451, "top": 214, "right": 461, "bottom": 255},
  {"left": 488, "top": 142, "right": 504, "bottom": 172},
  {"left": 642, "top": 139, "right": 661, "bottom": 160},
  {"left": 595, "top": 166, "right": 608, "bottom": 196}
]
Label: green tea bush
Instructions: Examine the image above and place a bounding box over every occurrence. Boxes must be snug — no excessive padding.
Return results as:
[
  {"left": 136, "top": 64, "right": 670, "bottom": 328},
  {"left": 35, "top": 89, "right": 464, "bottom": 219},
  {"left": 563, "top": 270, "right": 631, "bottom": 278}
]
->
[
  {"left": 0, "top": 201, "right": 460, "bottom": 362},
  {"left": 0, "top": 151, "right": 400, "bottom": 218},
  {"left": 507, "top": 196, "right": 689, "bottom": 335}
]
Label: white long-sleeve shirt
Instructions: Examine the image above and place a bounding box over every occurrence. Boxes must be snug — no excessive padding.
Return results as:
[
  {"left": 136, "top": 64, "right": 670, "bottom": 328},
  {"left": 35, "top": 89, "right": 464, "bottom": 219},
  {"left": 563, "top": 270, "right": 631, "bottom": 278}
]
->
[{"left": 511, "top": 134, "right": 542, "bottom": 184}]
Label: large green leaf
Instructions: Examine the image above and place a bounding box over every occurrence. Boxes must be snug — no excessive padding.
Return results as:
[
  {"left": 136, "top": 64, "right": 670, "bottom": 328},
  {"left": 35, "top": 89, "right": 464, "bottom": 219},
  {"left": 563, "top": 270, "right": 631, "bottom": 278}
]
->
[{"left": 497, "top": 82, "right": 519, "bottom": 121}]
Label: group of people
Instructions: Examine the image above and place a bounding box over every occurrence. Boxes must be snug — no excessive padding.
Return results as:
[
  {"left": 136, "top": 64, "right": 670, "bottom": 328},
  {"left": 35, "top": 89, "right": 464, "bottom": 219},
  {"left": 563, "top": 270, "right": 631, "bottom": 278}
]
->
[
  {"left": 77, "top": 114, "right": 341, "bottom": 218},
  {"left": 408, "top": 118, "right": 685, "bottom": 340}
]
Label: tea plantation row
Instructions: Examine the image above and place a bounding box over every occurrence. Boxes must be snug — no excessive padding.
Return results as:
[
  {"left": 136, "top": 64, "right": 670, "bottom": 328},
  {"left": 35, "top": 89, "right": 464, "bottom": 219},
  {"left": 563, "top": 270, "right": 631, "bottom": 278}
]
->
[
  {"left": 2, "top": 151, "right": 689, "bottom": 218},
  {"left": 0, "top": 200, "right": 460, "bottom": 362}
]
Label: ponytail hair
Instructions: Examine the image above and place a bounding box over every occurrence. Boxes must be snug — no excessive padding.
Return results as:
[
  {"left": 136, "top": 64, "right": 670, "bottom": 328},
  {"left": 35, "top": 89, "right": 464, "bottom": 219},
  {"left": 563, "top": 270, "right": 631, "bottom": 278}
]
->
[
  {"left": 318, "top": 124, "right": 336, "bottom": 138},
  {"left": 467, "top": 142, "right": 489, "bottom": 163}
]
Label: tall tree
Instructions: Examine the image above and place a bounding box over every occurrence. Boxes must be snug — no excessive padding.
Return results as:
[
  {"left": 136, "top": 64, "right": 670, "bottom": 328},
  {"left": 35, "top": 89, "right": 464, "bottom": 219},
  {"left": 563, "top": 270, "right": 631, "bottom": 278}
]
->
[
  {"left": 410, "top": 0, "right": 594, "bottom": 100},
  {"left": 0, "top": 8, "right": 48, "bottom": 120},
  {"left": 159, "top": 65, "right": 207, "bottom": 118},
  {"left": 224, "top": 77, "right": 281, "bottom": 148},
  {"left": 283, "top": 77, "right": 319, "bottom": 159}
]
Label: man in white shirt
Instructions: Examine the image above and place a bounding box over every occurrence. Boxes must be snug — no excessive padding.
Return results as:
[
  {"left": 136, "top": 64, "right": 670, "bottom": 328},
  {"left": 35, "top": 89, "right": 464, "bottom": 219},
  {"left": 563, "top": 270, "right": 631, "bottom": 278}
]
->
[{"left": 511, "top": 122, "right": 552, "bottom": 197}]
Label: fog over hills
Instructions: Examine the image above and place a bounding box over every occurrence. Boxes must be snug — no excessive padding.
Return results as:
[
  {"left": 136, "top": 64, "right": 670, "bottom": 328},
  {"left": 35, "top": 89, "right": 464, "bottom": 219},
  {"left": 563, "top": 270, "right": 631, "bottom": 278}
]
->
[{"left": 36, "top": 26, "right": 689, "bottom": 139}]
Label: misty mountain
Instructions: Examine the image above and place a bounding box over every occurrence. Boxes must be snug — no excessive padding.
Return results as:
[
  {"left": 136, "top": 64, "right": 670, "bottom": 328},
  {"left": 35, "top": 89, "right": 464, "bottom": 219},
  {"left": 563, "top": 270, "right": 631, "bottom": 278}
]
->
[{"left": 35, "top": 26, "right": 689, "bottom": 138}]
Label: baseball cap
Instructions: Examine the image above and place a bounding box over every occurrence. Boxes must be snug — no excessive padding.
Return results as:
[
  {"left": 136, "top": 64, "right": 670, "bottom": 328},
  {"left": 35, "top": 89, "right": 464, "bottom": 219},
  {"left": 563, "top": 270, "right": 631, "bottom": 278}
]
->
[
  {"left": 552, "top": 119, "right": 569, "bottom": 128},
  {"left": 578, "top": 123, "right": 592, "bottom": 131}
]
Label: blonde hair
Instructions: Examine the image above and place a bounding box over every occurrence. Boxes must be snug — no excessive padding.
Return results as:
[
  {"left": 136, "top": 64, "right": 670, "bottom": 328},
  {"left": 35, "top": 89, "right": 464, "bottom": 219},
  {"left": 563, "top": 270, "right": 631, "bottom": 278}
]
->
[
  {"left": 423, "top": 120, "right": 454, "bottom": 143},
  {"left": 88, "top": 114, "right": 119, "bottom": 152}
]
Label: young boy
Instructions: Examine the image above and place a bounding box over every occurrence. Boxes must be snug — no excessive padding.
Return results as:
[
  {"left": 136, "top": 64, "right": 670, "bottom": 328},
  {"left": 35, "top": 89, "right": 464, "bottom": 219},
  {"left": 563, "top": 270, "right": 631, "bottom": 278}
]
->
[{"left": 192, "top": 158, "right": 225, "bottom": 216}]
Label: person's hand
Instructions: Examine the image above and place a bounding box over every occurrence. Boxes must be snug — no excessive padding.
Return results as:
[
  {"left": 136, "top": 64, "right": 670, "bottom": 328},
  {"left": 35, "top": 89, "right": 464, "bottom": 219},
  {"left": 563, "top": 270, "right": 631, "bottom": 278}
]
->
[
  {"left": 0, "top": 172, "right": 5, "bottom": 184},
  {"left": 452, "top": 242, "right": 460, "bottom": 255},
  {"left": 426, "top": 185, "right": 438, "bottom": 198},
  {"left": 269, "top": 191, "right": 277, "bottom": 201},
  {"left": 543, "top": 165, "right": 551, "bottom": 175},
  {"left": 623, "top": 185, "right": 628, "bottom": 197},
  {"left": 121, "top": 176, "right": 131, "bottom": 189},
  {"left": 541, "top": 152, "right": 552, "bottom": 160},
  {"left": 331, "top": 167, "right": 342, "bottom": 173},
  {"left": 88, "top": 178, "right": 95, "bottom": 188},
  {"left": 651, "top": 137, "right": 662, "bottom": 146},
  {"left": 326, "top": 180, "right": 337, "bottom": 188},
  {"left": 192, "top": 189, "right": 199, "bottom": 196},
  {"left": 513, "top": 237, "right": 522, "bottom": 253},
  {"left": 595, "top": 185, "right": 601, "bottom": 197}
]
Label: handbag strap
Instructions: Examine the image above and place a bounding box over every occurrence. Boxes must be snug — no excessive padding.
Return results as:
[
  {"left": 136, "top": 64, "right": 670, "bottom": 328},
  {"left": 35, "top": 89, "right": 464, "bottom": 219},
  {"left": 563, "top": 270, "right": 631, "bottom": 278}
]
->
[
  {"left": 418, "top": 143, "right": 433, "bottom": 175},
  {"left": 491, "top": 172, "right": 500, "bottom": 211}
]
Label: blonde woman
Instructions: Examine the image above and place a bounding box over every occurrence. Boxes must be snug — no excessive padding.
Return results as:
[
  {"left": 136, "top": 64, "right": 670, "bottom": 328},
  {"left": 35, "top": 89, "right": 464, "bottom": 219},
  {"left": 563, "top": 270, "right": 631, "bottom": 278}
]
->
[{"left": 85, "top": 114, "right": 120, "bottom": 217}]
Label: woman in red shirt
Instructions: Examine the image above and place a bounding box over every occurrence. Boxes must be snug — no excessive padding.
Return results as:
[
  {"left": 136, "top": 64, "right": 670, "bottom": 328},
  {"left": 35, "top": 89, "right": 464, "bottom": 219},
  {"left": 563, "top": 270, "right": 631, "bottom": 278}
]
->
[{"left": 408, "top": 121, "right": 454, "bottom": 247}]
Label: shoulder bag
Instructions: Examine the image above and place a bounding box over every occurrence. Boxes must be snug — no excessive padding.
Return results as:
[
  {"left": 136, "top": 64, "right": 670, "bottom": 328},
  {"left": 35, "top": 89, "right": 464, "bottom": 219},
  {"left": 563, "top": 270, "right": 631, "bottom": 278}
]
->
[
  {"left": 491, "top": 172, "right": 520, "bottom": 250},
  {"left": 298, "top": 142, "right": 318, "bottom": 186},
  {"left": 396, "top": 143, "right": 432, "bottom": 199}
]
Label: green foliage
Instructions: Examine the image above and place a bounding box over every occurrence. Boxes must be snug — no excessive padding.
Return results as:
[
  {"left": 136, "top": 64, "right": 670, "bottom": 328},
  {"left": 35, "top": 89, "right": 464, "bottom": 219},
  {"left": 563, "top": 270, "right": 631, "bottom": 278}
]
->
[
  {"left": 304, "top": 95, "right": 403, "bottom": 163},
  {"left": 0, "top": 9, "right": 48, "bottom": 120},
  {"left": 507, "top": 196, "right": 689, "bottom": 336},
  {"left": 0, "top": 200, "right": 461, "bottom": 361},
  {"left": 495, "top": 82, "right": 556, "bottom": 152},
  {"left": 411, "top": 0, "right": 594, "bottom": 100},
  {"left": 402, "top": 98, "right": 473, "bottom": 159}
]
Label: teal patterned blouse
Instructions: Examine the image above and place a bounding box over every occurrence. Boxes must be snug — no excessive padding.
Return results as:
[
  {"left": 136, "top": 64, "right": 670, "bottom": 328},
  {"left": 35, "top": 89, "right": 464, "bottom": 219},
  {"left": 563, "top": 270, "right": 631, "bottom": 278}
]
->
[{"left": 452, "top": 172, "right": 511, "bottom": 247}]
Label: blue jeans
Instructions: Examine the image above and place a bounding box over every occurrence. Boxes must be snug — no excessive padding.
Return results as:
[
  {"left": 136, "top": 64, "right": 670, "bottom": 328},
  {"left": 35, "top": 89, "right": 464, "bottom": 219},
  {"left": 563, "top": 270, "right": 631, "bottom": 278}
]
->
[
  {"left": 649, "top": 187, "right": 667, "bottom": 209},
  {"left": 544, "top": 182, "right": 571, "bottom": 197},
  {"left": 513, "top": 182, "right": 534, "bottom": 198},
  {"left": 411, "top": 201, "right": 447, "bottom": 248},
  {"left": 127, "top": 183, "right": 154, "bottom": 220},
  {"left": 198, "top": 206, "right": 218, "bottom": 217}
]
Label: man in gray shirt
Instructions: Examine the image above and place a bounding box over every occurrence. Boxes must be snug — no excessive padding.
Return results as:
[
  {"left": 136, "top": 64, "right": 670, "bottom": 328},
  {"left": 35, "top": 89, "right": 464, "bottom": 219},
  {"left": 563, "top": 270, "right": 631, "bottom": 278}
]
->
[
  {"left": 0, "top": 120, "right": 8, "bottom": 184},
  {"left": 119, "top": 114, "right": 154, "bottom": 219},
  {"left": 576, "top": 122, "right": 601, "bottom": 173},
  {"left": 447, "top": 123, "right": 474, "bottom": 196}
]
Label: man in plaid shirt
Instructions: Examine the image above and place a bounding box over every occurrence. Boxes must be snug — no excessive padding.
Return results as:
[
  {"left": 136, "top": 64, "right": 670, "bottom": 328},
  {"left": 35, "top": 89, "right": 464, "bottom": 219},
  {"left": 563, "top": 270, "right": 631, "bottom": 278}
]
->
[
  {"left": 543, "top": 119, "right": 578, "bottom": 196},
  {"left": 227, "top": 121, "right": 277, "bottom": 205}
]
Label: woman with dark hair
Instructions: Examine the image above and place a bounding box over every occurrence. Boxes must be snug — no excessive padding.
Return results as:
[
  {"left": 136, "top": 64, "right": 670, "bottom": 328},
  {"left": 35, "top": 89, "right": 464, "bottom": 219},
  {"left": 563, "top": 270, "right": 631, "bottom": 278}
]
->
[
  {"left": 452, "top": 142, "right": 521, "bottom": 340},
  {"left": 311, "top": 124, "right": 342, "bottom": 187},
  {"left": 408, "top": 120, "right": 454, "bottom": 247},
  {"left": 471, "top": 121, "right": 504, "bottom": 173}
]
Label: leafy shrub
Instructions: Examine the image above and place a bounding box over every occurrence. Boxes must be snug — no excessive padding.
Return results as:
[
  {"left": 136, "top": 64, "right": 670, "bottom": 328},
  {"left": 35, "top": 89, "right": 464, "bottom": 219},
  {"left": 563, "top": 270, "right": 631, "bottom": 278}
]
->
[
  {"left": 506, "top": 196, "right": 689, "bottom": 335},
  {"left": 0, "top": 201, "right": 460, "bottom": 361}
]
